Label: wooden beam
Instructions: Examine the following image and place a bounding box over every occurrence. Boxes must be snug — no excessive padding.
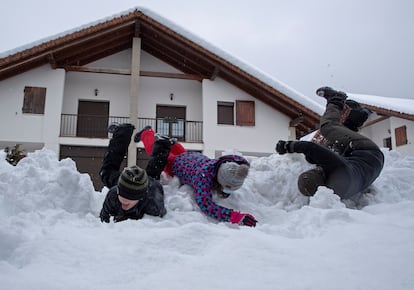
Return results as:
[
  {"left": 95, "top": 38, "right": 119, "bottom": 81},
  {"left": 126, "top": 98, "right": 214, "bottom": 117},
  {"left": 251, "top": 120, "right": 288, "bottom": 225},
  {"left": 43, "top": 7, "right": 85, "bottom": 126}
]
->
[
  {"left": 140, "top": 15, "right": 221, "bottom": 68},
  {"left": 48, "top": 53, "right": 56, "bottom": 69},
  {"left": 52, "top": 29, "right": 133, "bottom": 63},
  {"left": 134, "top": 20, "right": 141, "bottom": 37},
  {"left": 210, "top": 65, "right": 220, "bottom": 81},
  {"left": 141, "top": 71, "right": 203, "bottom": 81},
  {"left": 65, "top": 65, "right": 130, "bottom": 75},
  {"left": 143, "top": 42, "right": 207, "bottom": 76},
  {"left": 362, "top": 104, "right": 414, "bottom": 122},
  {"left": 0, "top": 21, "right": 136, "bottom": 73},
  {"left": 141, "top": 23, "right": 215, "bottom": 71},
  {"left": 142, "top": 36, "right": 212, "bottom": 76},
  {"left": 64, "top": 65, "right": 204, "bottom": 80},
  {"left": 289, "top": 115, "right": 305, "bottom": 127}
]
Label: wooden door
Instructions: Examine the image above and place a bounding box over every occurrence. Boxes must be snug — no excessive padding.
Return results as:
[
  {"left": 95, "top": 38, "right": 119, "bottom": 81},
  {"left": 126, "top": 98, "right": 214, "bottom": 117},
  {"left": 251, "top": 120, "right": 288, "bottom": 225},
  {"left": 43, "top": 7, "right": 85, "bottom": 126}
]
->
[{"left": 77, "top": 101, "right": 109, "bottom": 138}]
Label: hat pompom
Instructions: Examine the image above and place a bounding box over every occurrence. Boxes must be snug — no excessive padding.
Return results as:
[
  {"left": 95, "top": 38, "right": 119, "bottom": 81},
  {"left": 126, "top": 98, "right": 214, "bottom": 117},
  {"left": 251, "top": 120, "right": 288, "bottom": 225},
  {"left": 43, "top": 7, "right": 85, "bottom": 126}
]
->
[
  {"left": 118, "top": 165, "right": 148, "bottom": 200},
  {"left": 217, "top": 162, "right": 249, "bottom": 191}
]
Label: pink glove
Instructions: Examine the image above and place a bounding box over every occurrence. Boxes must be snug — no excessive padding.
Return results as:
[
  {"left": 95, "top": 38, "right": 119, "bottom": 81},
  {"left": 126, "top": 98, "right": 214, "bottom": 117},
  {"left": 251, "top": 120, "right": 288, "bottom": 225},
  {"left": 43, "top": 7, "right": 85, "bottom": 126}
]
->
[{"left": 230, "top": 211, "right": 257, "bottom": 227}]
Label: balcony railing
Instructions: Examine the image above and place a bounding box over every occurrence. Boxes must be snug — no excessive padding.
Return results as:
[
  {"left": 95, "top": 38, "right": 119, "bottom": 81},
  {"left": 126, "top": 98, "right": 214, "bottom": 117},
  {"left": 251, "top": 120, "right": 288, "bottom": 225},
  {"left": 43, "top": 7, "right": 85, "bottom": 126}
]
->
[{"left": 60, "top": 114, "right": 203, "bottom": 143}]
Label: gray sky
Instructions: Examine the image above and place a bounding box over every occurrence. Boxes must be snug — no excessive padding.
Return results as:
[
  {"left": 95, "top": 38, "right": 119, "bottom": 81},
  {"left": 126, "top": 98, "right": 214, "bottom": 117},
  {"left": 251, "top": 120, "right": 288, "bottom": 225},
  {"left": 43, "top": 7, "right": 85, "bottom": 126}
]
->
[{"left": 1, "top": 0, "right": 413, "bottom": 102}]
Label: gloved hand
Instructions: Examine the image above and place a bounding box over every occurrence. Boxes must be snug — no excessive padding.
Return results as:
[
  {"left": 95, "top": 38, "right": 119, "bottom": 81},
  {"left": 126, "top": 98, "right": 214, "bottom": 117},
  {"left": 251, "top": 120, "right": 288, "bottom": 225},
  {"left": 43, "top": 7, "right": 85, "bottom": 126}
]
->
[
  {"left": 275, "top": 140, "right": 296, "bottom": 154},
  {"left": 230, "top": 211, "right": 257, "bottom": 227},
  {"left": 113, "top": 215, "right": 128, "bottom": 223},
  {"left": 99, "top": 208, "right": 110, "bottom": 223}
]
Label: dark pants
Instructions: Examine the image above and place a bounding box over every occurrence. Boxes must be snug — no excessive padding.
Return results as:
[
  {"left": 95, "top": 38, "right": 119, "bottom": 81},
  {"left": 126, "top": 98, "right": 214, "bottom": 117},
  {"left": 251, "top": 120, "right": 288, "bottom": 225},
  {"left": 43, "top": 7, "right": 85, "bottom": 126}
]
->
[
  {"left": 296, "top": 104, "right": 384, "bottom": 201},
  {"left": 320, "top": 104, "right": 378, "bottom": 153},
  {"left": 100, "top": 125, "right": 172, "bottom": 188}
]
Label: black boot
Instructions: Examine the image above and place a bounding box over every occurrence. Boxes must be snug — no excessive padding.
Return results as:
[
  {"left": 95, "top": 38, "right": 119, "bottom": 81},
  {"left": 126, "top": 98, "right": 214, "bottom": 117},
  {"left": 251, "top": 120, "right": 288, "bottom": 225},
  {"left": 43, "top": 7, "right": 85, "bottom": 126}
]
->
[
  {"left": 145, "top": 136, "right": 174, "bottom": 180},
  {"left": 134, "top": 125, "right": 152, "bottom": 143},
  {"left": 316, "top": 86, "right": 347, "bottom": 109},
  {"left": 107, "top": 122, "right": 119, "bottom": 133},
  {"left": 108, "top": 123, "right": 135, "bottom": 134},
  {"left": 155, "top": 133, "right": 177, "bottom": 145},
  {"left": 100, "top": 124, "right": 134, "bottom": 188},
  {"left": 297, "top": 167, "right": 326, "bottom": 196}
]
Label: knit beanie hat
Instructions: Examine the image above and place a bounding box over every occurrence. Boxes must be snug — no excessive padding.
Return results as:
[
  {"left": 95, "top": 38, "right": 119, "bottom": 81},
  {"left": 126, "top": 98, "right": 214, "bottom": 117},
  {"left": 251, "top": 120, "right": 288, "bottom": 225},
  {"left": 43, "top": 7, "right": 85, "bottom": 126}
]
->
[
  {"left": 217, "top": 162, "right": 249, "bottom": 191},
  {"left": 117, "top": 165, "right": 148, "bottom": 200},
  {"left": 297, "top": 167, "right": 326, "bottom": 196}
]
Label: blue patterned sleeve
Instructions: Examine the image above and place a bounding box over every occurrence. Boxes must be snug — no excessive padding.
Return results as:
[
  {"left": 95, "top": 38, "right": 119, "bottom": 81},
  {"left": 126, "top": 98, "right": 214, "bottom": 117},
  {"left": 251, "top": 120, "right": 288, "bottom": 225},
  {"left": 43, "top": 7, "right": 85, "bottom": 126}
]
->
[
  {"left": 172, "top": 152, "right": 234, "bottom": 222},
  {"left": 190, "top": 164, "right": 233, "bottom": 222}
]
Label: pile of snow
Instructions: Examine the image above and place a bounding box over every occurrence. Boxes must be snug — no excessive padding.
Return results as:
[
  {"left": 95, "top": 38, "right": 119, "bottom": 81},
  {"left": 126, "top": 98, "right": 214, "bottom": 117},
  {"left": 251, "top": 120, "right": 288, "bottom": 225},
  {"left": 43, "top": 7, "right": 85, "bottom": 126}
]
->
[{"left": 0, "top": 148, "right": 413, "bottom": 290}]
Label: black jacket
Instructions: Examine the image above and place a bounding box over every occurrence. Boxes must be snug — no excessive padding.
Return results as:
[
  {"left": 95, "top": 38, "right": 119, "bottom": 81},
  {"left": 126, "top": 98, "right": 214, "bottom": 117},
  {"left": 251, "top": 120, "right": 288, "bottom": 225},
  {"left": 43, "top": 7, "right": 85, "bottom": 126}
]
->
[
  {"left": 99, "top": 124, "right": 173, "bottom": 223},
  {"left": 294, "top": 140, "right": 384, "bottom": 201},
  {"left": 100, "top": 177, "right": 166, "bottom": 222}
]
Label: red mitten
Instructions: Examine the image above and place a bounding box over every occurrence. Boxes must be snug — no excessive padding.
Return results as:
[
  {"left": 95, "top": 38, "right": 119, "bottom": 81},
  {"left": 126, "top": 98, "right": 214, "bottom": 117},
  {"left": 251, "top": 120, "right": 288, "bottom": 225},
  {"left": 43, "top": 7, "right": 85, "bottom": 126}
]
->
[{"left": 230, "top": 211, "right": 257, "bottom": 227}]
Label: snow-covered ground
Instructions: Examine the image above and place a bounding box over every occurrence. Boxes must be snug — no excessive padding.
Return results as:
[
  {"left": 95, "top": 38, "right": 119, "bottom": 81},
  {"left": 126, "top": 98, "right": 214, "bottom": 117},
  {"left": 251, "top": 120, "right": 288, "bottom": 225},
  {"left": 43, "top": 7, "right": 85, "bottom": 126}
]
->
[{"left": 0, "top": 148, "right": 413, "bottom": 290}]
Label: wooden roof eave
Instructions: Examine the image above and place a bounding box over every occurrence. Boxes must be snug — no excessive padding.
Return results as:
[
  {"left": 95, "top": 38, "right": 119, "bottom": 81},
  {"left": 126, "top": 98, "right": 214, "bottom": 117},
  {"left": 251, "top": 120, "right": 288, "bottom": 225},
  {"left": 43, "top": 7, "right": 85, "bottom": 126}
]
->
[
  {"left": 0, "top": 20, "right": 138, "bottom": 79},
  {"left": 140, "top": 16, "right": 321, "bottom": 126},
  {"left": 53, "top": 28, "right": 134, "bottom": 65},
  {"left": 142, "top": 17, "right": 321, "bottom": 130},
  {"left": 0, "top": 14, "right": 138, "bottom": 66},
  {"left": 362, "top": 104, "right": 414, "bottom": 122},
  {"left": 0, "top": 8, "right": 321, "bottom": 134}
]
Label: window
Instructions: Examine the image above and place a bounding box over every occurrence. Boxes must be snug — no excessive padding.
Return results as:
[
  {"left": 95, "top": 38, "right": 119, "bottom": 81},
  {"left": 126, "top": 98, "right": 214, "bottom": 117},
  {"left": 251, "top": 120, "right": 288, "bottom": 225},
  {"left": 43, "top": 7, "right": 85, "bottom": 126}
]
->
[
  {"left": 383, "top": 137, "right": 392, "bottom": 150},
  {"left": 217, "top": 100, "right": 256, "bottom": 126},
  {"left": 395, "top": 125, "right": 407, "bottom": 147},
  {"left": 22, "top": 86, "right": 46, "bottom": 114},
  {"left": 236, "top": 100, "right": 255, "bottom": 126},
  {"left": 217, "top": 101, "right": 234, "bottom": 125}
]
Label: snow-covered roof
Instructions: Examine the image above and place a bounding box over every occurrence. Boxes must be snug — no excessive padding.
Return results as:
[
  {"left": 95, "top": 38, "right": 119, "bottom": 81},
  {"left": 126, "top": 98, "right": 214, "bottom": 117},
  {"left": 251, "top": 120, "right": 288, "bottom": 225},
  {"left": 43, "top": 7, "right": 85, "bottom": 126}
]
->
[
  {"left": 0, "top": 7, "right": 139, "bottom": 59},
  {"left": 0, "top": 6, "right": 324, "bottom": 117},
  {"left": 348, "top": 93, "right": 414, "bottom": 116}
]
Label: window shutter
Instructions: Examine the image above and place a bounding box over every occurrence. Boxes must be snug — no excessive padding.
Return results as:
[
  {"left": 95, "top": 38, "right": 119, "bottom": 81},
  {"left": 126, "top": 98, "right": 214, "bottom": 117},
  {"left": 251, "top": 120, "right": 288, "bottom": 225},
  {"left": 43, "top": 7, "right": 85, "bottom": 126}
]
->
[
  {"left": 22, "top": 86, "right": 34, "bottom": 113},
  {"left": 22, "top": 86, "right": 46, "bottom": 114},
  {"left": 395, "top": 125, "right": 407, "bottom": 147},
  {"left": 236, "top": 100, "right": 255, "bottom": 126},
  {"left": 33, "top": 87, "right": 46, "bottom": 114}
]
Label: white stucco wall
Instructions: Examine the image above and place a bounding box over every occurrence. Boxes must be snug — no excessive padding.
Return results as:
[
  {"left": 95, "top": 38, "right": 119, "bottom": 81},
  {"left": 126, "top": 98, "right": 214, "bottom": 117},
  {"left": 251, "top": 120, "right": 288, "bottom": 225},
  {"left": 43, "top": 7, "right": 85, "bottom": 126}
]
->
[
  {"left": 0, "top": 65, "right": 65, "bottom": 153},
  {"left": 0, "top": 49, "right": 336, "bottom": 159},
  {"left": 202, "top": 78, "right": 290, "bottom": 158},
  {"left": 390, "top": 117, "right": 414, "bottom": 156},
  {"left": 90, "top": 49, "right": 132, "bottom": 70},
  {"left": 359, "top": 113, "right": 391, "bottom": 149},
  {"left": 360, "top": 114, "right": 414, "bottom": 156},
  {"left": 63, "top": 71, "right": 130, "bottom": 116},
  {"left": 138, "top": 77, "right": 202, "bottom": 120},
  {"left": 63, "top": 50, "right": 202, "bottom": 121},
  {"left": 62, "top": 49, "right": 202, "bottom": 153},
  {"left": 90, "top": 50, "right": 181, "bottom": 73}
]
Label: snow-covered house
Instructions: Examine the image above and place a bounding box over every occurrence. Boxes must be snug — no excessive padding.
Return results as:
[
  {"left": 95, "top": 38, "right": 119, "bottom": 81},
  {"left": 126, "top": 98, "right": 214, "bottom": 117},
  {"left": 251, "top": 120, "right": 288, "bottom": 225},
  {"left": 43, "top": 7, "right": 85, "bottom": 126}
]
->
[
  {"left": 349, "top": 94, "right": 414, "bottom": 156},
  {"left": 0, "top": 7, "right": 323, "bottom": 189}
]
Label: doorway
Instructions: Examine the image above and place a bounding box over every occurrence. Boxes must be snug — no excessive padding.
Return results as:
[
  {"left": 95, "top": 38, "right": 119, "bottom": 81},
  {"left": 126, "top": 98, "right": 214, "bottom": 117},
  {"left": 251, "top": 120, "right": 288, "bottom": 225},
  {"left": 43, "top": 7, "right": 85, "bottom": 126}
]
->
[
  {"left": 156, "top": 105, "right": 186, "bottom": 141},
  {"left": 77, "top": 100, "right": 109, "bottom": 138}
]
